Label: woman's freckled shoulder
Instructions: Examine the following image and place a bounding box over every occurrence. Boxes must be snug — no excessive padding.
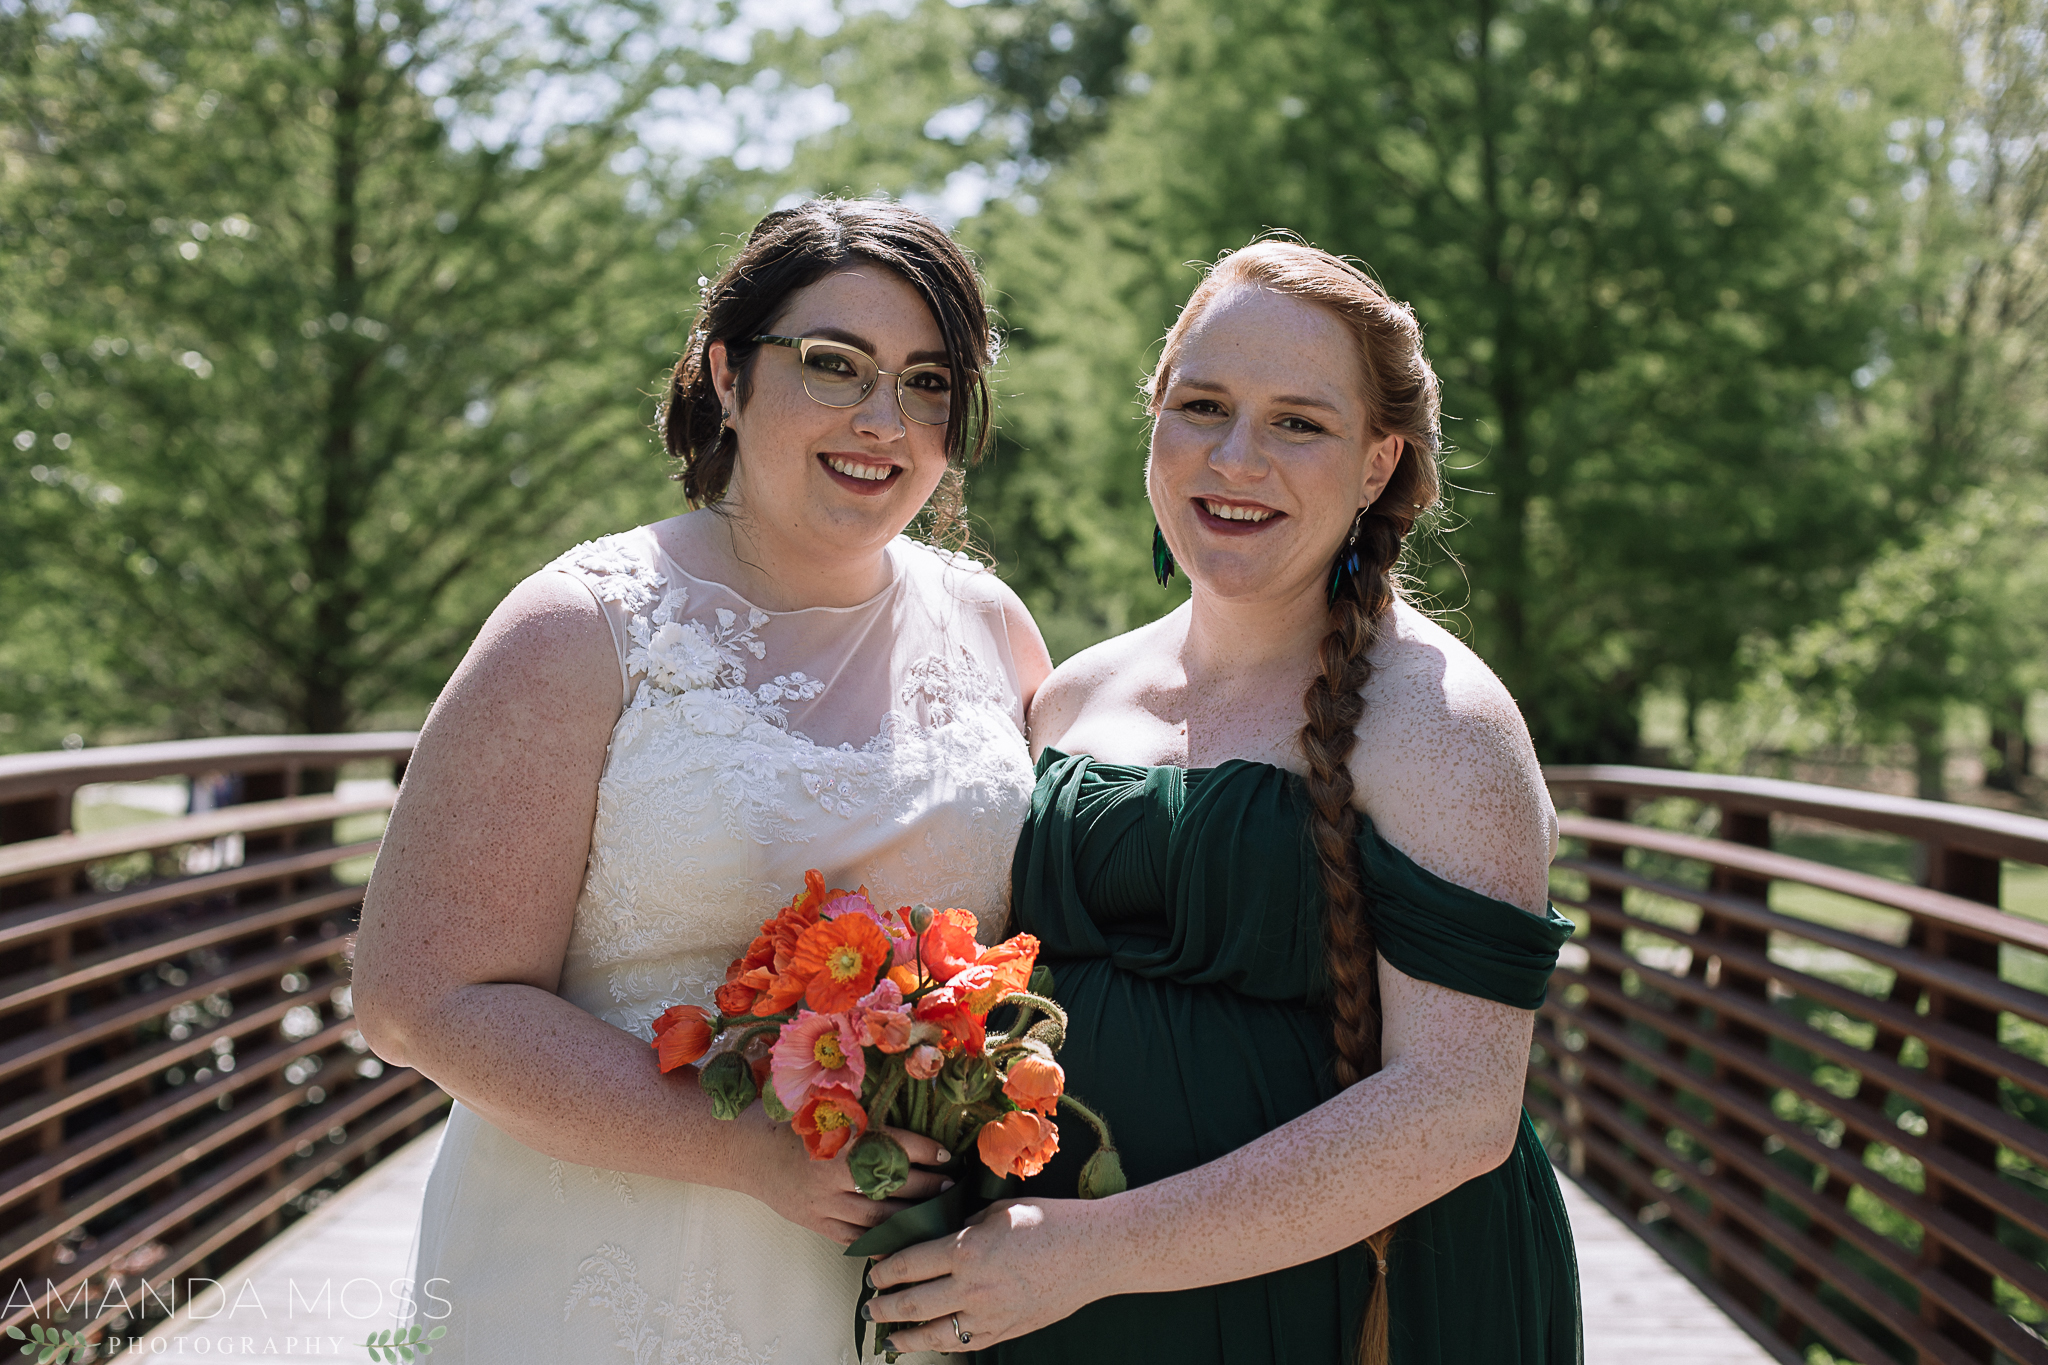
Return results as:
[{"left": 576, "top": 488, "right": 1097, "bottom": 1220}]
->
[
  {"left": 1026, "top": 616, "right": 1177, "bottom": 749},
  {"left": 1355, "top": 601, "right": 1557, "bottom": 911}
]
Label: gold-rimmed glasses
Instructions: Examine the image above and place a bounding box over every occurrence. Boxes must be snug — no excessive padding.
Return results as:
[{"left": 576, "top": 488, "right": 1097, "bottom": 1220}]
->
[{"left": 753, "top": 335, "right": 953, "bottom": 427}]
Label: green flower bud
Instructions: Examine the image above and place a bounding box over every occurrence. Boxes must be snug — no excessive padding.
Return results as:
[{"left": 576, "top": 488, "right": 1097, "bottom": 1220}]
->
[
  {"left": 759, "top": 1080, "right": 794, "bottom": 1123},
  {"left": 698, "top": 1051, "right": 759, "bottom": 1121},
  {"left": 908, "top": 903, "right": 935, "bottom": 934},
  {"left": 938, "top": 1055, "right": 996, "bottom": 1106},
  {"left": 1078, "top": 1146, "right": 1127, "bottom": 1199},
  {"left": 1025, "top": 1017, "right": 1066, "bottom": 1052},
  {"left": 1027, "top": 964, "right": 1057, "bottom": 999},
  {"left": 847, "top": 1131, "right": 911, "bottom": 1200}
]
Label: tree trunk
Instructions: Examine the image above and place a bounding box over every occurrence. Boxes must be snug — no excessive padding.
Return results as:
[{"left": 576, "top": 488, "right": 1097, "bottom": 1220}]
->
[
  {"left": 304, "top": 4, "right": 368, "bottom": 736},
  {"left": 1908, "top": 713, "right": 1948, "bottom": 802},
  {"left": 1474, "top": 0, "right": 1533, "bottom": 699},
  {"left": 1986, "top": 695, "right": 2032, "bottom": 792}
]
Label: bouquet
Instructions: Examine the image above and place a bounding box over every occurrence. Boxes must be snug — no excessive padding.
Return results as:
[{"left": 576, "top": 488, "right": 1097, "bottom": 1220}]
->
[{"left": 648, "top": 871, "right": 1124, "bottom": 1350}]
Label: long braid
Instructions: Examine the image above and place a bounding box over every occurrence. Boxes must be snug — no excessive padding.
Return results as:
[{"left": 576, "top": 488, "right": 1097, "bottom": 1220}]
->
[
  {"left": 1300, "top": 512, "right": 1404, "bottom": 1365},
  {"left": 1150, "top": 236, "right": 1443, "bottom": 1365}
]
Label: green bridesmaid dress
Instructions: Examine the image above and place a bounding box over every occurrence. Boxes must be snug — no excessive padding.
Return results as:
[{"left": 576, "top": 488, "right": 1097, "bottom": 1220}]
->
[{"left": 986, "top": 749, "right": 1582, "bottom": 1365}]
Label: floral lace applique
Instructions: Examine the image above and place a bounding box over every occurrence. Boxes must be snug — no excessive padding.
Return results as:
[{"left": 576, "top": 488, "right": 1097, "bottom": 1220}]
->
[
  {"left": 624, "top": 589, "right": 827, "bottom": 728},
  {"left": 549, "top": 535, "right": 666, "bottom": 616},
  {"left": 564, "top": 1246, "right": 780, "bottom": 1365},
  {"left": 899, "top": 646, "right": 1009, "bottom": 730}
]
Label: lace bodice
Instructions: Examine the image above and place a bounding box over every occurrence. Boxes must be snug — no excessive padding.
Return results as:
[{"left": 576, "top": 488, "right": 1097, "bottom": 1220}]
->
[
  {"left": 543, "top": 525, "right": 1036, "bottom": 1042},
  {"left": 407, "top": 524, "right": 1026, "bottom": 1364}
]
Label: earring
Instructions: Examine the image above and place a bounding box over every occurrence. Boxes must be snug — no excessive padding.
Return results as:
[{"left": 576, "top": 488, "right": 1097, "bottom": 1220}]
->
[
  {"left": 1327, "top": 506, "right": 1368, "bottom": 605},
  {"left": 1152, "top": 525, "right": 1175, "bottom": 588}
]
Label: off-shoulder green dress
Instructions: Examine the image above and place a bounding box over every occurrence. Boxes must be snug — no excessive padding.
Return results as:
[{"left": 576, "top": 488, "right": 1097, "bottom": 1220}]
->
[{"left": 986, "top": 750, "right": 1582, "bottom": 1365}]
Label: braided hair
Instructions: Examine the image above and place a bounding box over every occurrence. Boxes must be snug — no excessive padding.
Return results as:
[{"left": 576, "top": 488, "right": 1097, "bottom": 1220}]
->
[
  {"left": 659, "top": 198, "right": 995, "bottom": 546},
  {"left": 1149, "top": 239, "right": 1443, "bottom": 1365}
]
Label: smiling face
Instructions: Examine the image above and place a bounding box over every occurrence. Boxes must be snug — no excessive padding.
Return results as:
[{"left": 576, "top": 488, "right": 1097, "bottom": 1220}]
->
[
  {"left": 711, "top": 263, "right": 955, "bottom": 560},
  {"left": 1148, "top": 285, "right": 1406, "bottom": 606}
]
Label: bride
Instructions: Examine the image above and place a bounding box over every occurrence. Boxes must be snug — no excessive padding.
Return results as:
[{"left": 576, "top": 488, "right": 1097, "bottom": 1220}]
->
[{"left": 350, "top": 198, "right": 1049, "bottom": 1363}]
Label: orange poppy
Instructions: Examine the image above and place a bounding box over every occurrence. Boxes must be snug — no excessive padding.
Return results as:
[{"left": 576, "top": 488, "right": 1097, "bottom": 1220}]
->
[
  {"left": 787, "top": 913, "right": 893, "bottom": 1014},
  {"left": 918, "top": 909, "right": 982, "bottom": 984},
  {"left": 735, "top": 871, "right": 846, "bottom": 1016},
  {"left": 912, "top": 984, "right": 986, "bottom": 1056},
  {"left": 715, "top": 974, "right": 758, "bottom": 1017},
  {"left": 971, "top": 934, "right": 1040, "bottom": 1009},
  {"left": 976, "top": 1109, "right": 1059, "bottom": 1180},
  {"left": 1002, "top": 1054, "right": 1064, "bottom": 1115},
  {"left": 650, "top": 1005, "right": 714, "bottom": 1072},
  {"left": 904, "top": 1044, "right": 944, "bottom": 1080},
  {"left": 794, "top": 1093, "right": 868, "bottom": 1160}
]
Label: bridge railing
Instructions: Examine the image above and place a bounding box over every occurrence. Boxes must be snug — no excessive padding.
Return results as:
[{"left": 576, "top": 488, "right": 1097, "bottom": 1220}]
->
[
  {"left": 0, "top": 733, "right": 444, "bottom": 1343},
  {"left": 11, "top": 734, "right": 2048, "bottom": 1361},
  {"left": 1532, "top": 764, "right": 2048, "bottom": 1365}
]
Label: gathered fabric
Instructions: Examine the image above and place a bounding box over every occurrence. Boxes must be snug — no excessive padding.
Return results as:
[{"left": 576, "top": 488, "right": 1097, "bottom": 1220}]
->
[{"left": 990, "top": 749, "right": 1582, "bottom": 1364}]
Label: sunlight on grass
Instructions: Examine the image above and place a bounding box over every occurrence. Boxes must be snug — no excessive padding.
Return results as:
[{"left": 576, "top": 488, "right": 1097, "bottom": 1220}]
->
[
  {"left": 2008, "top": 862, "right": 2048, "bottom": 923},
  {"left": 72, "top": 801, "right": 175, "bottom": 835},
  {"left": 1769, "top": 880, "right": 1912, "bottom": 944}
]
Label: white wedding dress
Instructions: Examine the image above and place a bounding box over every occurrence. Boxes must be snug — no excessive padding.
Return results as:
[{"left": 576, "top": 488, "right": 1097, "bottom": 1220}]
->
[{"left": 406, "top": 524, "right": 1036, "bottom": 1364}]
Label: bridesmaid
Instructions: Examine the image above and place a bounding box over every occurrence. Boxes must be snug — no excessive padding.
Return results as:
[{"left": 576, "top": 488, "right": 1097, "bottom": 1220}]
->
[{"left": 866, "top": 240, "right": 1582, "bottom": 1363}]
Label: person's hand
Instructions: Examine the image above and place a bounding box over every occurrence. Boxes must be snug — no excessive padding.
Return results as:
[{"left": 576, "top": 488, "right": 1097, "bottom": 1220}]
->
[
  {"left": 863, "top": 1197, "right": 1112, "bottom": 1352},
  {"left": 731, "top": 1104, "right": 954, "bottom": 1245}
]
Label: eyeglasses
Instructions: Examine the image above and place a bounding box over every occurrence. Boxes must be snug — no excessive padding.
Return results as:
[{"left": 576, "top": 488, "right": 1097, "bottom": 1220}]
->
[{"left": 753, "top": 335, "right": 953, "bottom": 427}]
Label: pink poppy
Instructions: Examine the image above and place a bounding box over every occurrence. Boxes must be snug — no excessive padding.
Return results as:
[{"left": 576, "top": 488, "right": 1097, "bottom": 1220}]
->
[
  {"left": 770, "top": 1010, "right": 866, "bottom": 1112},
  {"left": 856, "top": 980, "right": 914, "bottom": 1054}
]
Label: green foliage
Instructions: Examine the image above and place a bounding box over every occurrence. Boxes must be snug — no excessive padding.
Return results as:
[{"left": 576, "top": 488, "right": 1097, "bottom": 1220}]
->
[
  {"left": 0, "top": 0, "right": 746, "bottom": 745},
  {"left": 3, "top": 0, "right": 2040, "bottom": 776},
  {"left": 775, "top": 0, "right": 2045, "bottom": 766},
  {"left": 357, "top": 1323, "right": 448, "bottom": 1362},
  {"left": 961, "top": 0, "right": 1916, "bottom": 756},
  {"left": 5, "top": 1324, "right": 89, "bottom": 1365}
]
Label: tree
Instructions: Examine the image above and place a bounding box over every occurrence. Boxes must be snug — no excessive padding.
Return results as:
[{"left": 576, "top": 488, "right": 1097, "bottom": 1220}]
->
[
  {"left": 1827, "top": 0, "right": 2048, "bottom": 795},
  {"left": 910, "top": 0, "right": 1914, "bottom": 758},
  {"left": 0, "top": 0, "right": 741, "bottom": 746}
]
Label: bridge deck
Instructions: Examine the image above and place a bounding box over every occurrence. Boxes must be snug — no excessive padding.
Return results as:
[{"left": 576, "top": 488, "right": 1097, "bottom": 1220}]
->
[{"left": 133, "top": 1125, "right": 1780, "bottom": 1363}]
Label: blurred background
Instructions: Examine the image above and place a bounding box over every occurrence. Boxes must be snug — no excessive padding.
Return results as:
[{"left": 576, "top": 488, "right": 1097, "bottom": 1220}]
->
[{"left": 3, "top": 0, "right": 2044, "bottom": 808}]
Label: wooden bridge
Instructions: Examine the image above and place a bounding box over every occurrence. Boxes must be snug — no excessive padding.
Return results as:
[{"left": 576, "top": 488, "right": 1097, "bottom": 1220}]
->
[{"left": 3, "top": 735, "right": 2046, "bottom": 1363}]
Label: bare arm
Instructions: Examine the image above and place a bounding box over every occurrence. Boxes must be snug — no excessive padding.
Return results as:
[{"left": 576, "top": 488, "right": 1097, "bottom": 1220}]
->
[
  {"left": 867, "top": 628, "right": 1555, "bottom": 1348},
  {"left": 994, "top": 578, "right": 1054, "bottom": 715},
  {"left": 350, "top": 571, "right": 946, "bottom": 1243}
]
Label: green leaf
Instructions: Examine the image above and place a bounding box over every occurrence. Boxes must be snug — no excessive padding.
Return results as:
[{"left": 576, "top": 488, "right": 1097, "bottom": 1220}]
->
[
  {"left": 397, "top": 1346, "right": 415, "bottom": 1362},
  {"left": 426, "top": 1326, "right": 448, "bottom": 1339},
  {"left": 3, "top": 1328, "right": 21, "bottom": 1341}
]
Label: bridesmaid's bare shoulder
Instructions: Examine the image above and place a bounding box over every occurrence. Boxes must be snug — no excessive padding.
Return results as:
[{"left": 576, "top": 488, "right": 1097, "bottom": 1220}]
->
[
  {"left": 1025, "top": 609, "right": 1187, "bottom": 758},
  {"left": 1352, "top": 601, "right": 1556, "bottom": 914}
]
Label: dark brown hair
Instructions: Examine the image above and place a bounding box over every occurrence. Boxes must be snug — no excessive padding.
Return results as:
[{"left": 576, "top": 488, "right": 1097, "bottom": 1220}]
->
[
  {"left": 1150, "top": 239, "right": 1443, "bottom": 1365},
  {"left": 660, "top": 198, "right": 995, "bottom": 543}
]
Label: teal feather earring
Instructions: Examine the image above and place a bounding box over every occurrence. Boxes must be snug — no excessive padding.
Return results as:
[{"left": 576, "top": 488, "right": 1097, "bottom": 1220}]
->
[
  {"left": 1328, "top": 508, "right": 1367, "bottom": 605},
  {"left": 1152, "top": 525, "right": 1175, "bottom": 588}
]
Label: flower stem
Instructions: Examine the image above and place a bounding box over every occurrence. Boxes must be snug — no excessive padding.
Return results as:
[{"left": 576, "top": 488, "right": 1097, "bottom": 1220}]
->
[
  {"left": 1056, "top": 1092, "right": 1118, "bottom": 1154},
  {"left": 992, "top": 992, "right": 1067, "bottom": 1045}
]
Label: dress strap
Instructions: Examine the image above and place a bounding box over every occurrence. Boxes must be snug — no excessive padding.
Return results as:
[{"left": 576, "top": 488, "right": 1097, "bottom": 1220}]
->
[{"left": 542, "top": 528, "right": 667, "bottom": 705}]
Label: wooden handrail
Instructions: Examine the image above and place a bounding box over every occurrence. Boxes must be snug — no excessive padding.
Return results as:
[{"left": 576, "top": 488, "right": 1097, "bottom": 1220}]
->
[
  {"left": 0, "top": 793, "right": 392, "bottom": 886},
  {"left": 1535, "top": 764, "right": 2048, "bottom": 1365},
  {"left": 1548, "top": 763, "right": 2048, "bottom": 864},
  {"left": 0, "top": 732, "right": 442, "bottom": 1345},
  {"left": 0, "top": 732, "right": 417, "bottom": 803}
]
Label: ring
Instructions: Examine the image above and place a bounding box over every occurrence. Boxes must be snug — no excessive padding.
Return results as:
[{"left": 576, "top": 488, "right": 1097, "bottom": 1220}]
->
[{"left": 952, "top": 1313, "right": 972, "bottom": 1345}]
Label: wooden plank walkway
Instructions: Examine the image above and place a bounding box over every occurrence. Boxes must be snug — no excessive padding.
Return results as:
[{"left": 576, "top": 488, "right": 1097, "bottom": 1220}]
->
[{"left": 134, "top": 1124, "right": 1780, "bottom": 1363}]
